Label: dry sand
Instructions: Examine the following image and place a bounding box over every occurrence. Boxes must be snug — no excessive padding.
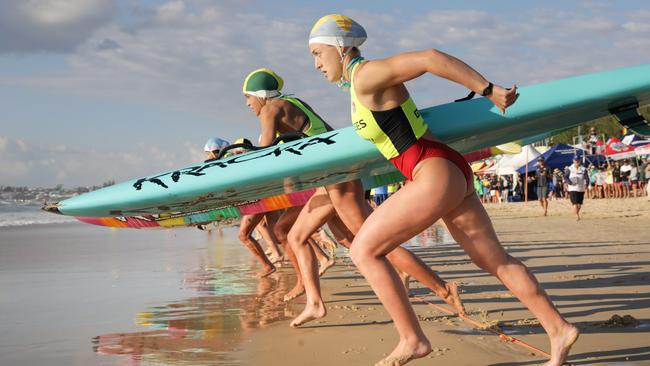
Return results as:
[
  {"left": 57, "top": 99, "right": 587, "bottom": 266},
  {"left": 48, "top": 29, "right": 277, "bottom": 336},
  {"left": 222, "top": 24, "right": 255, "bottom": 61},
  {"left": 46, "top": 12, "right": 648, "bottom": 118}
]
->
[{"left": 236, "top": 197, "right": 650, "bottom": 365}]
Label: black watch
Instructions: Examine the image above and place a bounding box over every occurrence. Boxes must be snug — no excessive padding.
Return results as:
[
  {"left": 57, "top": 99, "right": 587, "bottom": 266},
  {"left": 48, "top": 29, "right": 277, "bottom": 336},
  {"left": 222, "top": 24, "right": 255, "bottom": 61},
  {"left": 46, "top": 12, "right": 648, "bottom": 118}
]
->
[{"left": 481, "top": 82, "right": 494, "bottom": 97}]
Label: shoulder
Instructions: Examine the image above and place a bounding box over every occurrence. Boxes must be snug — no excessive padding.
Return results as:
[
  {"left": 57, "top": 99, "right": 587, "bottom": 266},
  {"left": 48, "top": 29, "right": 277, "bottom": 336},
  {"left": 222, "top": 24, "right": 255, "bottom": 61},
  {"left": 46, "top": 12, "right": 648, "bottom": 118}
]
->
[
  {"left": 351, "top": 61, "right": 373, "bottom": 92},
  {"left": 260, "top": 101, "right": 285, "bottom": 120}
]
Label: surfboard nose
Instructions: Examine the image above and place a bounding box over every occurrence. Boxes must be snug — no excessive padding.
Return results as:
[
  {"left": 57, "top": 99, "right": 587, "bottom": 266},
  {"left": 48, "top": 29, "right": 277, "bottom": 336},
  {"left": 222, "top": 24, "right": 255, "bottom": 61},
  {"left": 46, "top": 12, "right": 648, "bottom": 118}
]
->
[{"left": 42, "top": 203, "right": 62, "bottom": 215}]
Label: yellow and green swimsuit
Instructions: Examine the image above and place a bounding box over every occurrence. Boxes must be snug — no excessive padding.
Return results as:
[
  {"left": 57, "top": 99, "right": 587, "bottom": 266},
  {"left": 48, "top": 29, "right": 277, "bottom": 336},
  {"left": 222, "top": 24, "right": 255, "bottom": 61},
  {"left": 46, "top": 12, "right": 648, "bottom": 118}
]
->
[
  {"left": 349, "top": 61, "right": 428, "bottom": 160},
  {"left": 279, "top": 95, "right": 330, "bottom": 136}
]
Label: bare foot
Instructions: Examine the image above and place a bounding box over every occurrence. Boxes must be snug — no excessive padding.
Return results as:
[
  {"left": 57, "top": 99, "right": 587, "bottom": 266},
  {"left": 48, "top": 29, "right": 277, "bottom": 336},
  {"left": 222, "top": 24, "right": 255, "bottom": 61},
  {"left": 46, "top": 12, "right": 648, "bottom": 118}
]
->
[
  {"left": 320, "top": 235, "right": 338, "bottom": 258},
  {"left": 290, "top": 302, "right": 326, "bottom": 327},
  {"left": 543, "top": 324, "right": 579, "bottom": 366},
  {"left": 257, "top": 266, "right": 276, "bottom": 278},
  {"left": 375, "top": 338, "right": 432, "bottom": 366},
  {"left": 440, "top": 282, "right": 466, "bottom": 315},
  {"left": 318, "top": 258, "right": 335, "bottom": 277},
  {"left": 283, "top": 283, "right": 305, "bottom": 302}
]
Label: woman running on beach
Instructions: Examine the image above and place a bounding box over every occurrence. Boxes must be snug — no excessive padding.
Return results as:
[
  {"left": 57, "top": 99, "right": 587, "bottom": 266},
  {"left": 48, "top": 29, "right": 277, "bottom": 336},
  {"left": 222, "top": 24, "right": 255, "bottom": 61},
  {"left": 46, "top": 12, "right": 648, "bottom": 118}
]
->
[
  {"left": 219, "top": 137, "right": 285, "bottom": 277},
  {"left": 308, "top": 14, "right": 578, "bottom": 366},
  {"left": 241, "top": 68, "right": 466, "bottom": 321}
]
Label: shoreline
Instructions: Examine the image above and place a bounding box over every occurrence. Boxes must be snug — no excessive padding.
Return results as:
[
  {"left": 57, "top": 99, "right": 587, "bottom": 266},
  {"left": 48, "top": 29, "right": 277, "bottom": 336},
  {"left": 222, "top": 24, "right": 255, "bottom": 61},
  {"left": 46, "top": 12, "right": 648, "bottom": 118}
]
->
[{"left": 1, "top": 197, "right": 648, "bottom": 365}]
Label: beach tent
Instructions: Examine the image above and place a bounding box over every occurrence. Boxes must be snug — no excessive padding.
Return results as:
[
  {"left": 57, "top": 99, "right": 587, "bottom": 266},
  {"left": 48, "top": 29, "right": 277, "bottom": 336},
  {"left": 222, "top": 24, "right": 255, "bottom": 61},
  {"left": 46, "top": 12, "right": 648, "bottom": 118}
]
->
[
  {"left": 621, "top": 133, "right": 650, "bottom": 148},
  {"left": 636, "top": 144, "right": 650, "bottom": 157},
  {"left": 475, "top": 160, "right": 496, "bottom": 175},
  {"left": 471, "top": 161, "right": 487, "bottom": 173},
  {"left": 517, "top": 143, "right": 589, "bottom": 173},
  {"left": 604, "top": 137, "right": 637, "bottom": 160},
  {"left": 495, "top": 145, "right": 541, "bottom": 175},
  {"left": 620, "top": 133, "right": 650, "bottom": 158}
]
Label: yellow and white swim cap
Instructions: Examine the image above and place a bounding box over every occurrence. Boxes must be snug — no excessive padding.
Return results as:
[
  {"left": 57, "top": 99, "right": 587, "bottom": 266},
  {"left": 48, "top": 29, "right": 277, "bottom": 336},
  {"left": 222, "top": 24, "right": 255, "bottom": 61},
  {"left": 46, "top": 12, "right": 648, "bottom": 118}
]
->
[
  {"left": 242, "top": 68, "right": 284, "bottom": 98},
  {"left": 309, "top": 14, "right": 367, "bottom": 48}
]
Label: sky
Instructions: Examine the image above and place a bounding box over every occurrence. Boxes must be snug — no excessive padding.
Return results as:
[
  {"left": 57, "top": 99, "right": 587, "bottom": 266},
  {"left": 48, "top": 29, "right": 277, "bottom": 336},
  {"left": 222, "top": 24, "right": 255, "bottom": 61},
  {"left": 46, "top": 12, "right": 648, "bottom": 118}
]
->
[{"left": 1, "top": 0, "right": 649, "bottom": 187}]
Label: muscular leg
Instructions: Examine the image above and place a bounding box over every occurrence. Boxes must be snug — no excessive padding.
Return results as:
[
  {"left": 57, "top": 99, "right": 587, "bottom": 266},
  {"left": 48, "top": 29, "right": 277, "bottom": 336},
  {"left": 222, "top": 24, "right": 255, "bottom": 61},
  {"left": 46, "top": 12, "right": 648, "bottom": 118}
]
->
[
  {"left": 273, "top": 206, "right": 304, "bottom": 301},
  {"left": 286, "top": 188, "right": 338, "bottom": 326},
  {"left": 315, "top": 227, "right": 338, "bottom": 258},
  {"left": 326, "top": 180, "right": 464, "bottom": 314},
  {"left": 307, "top": 237, "right": 334, "bottom": 276},
  {"left": 257, "top": 212, "right": 282, "bottom": 262},
  {"left": 327, "top": 214, "right": 354, "bottom": 246},
  {"left": 348, "top": 159, "right": 472, "bottom": 365},
  {"left": 444, "top": 193, "right": 578, "bottom": 366},
  {"left": 237, "top": 213, "right": 275, "bottom": 277}
]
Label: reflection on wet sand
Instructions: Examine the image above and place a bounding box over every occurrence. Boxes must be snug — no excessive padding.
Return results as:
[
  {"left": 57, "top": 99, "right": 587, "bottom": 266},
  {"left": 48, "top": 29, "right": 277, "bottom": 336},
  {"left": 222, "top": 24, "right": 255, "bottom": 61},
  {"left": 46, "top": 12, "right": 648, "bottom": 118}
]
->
[
  {"left": 94, "top": 261, "right": 297, "bottom": 365},
  {"left": 411, "top": 225, "right": 454, "bottom": 248},
  {"left": 92, "top": 225, "right": 451, "bottom": 365}
]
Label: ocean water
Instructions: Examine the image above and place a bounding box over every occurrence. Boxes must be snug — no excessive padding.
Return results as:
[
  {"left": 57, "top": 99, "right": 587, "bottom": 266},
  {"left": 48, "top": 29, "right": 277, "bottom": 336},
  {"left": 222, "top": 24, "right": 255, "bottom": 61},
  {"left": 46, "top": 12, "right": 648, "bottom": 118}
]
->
[{"left": 0, "top": 203, "right": 76, "bottom": 227}]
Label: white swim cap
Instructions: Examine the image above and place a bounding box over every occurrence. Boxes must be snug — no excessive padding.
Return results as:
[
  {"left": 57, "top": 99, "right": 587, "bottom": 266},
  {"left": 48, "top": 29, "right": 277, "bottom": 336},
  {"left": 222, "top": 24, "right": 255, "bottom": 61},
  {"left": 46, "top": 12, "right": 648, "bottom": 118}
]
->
[
  {"left": 204, "top": 137, "right": 230, "bottom": 152},
  {"left": 309, "top": 14, "right": 367, "bottom": 48}
]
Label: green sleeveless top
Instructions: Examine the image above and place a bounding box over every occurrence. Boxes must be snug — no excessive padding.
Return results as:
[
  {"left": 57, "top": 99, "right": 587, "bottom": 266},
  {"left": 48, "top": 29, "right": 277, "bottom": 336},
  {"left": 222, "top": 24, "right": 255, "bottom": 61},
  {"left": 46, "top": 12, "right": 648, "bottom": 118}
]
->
[
  {"left": 349, "top": 61, "right": 428, "bottom": 159},
  {"left": 279, "top": 95, "right": 330, "bottom": 136}
]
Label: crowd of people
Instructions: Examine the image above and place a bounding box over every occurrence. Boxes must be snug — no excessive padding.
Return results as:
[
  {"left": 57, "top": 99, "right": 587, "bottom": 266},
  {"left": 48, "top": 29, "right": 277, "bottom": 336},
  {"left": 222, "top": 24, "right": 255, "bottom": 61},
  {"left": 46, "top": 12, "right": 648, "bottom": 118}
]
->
[
  {"left": 477, "top": 157, "right": 650, "bottom": 203},
  {"left": 475, "top": 151, "right": 649, "bottom": 221}
]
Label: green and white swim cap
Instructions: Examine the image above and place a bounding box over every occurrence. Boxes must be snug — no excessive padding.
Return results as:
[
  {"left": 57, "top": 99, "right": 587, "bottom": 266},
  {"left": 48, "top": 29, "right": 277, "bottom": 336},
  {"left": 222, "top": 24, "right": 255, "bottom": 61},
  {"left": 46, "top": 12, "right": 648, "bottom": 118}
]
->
[
  {"left": 242, "top": 68, "right": 284, "bottom": 98},
  {"left": 309, "top": 14, "right": 366, "bottom": 48}
]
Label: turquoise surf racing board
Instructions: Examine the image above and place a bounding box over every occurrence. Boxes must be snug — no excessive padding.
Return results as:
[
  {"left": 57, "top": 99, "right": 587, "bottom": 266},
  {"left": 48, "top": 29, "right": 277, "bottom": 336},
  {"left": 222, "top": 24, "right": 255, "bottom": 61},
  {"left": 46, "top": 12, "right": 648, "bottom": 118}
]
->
[
  {"left": 45, "top": 63, "right": 650, "bottom": 218},
  {"left": 74, "top": 171, "right": 403, "bottom": 229}
]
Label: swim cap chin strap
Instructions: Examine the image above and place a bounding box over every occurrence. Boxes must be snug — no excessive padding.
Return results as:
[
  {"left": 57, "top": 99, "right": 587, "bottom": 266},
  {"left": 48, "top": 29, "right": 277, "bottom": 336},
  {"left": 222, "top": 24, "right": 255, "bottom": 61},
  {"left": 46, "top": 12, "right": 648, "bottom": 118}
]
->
[{"left": 338, "top": 55, "right": 365, "bottom": 89}]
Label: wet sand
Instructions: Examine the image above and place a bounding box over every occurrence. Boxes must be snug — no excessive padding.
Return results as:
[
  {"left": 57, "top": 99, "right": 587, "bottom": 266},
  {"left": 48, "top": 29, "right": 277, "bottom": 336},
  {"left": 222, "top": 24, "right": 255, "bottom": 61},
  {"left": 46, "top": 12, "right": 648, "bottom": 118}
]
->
[
  {"left": 237, "top": 197, "right": 650, "bottom": 365},
  {"left": 0, "top": 223, "right": 296, "bottom": 366}
]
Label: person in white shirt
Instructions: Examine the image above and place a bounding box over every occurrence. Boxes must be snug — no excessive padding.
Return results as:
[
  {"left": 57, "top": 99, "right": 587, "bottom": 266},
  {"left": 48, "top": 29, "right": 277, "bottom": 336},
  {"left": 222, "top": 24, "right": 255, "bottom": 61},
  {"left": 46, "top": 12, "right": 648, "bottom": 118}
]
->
[
  {"left": 628, "top": 161, "right": 639, "bottom": 198},
  {"left": 595, "top": 165, "right": 606, "bottom": 199},
  {"left": 564, "top": 157, "right": 589, "bottom": 221},
  {"left": 620, "top": 160, "right": 633, "bottom": 198}
]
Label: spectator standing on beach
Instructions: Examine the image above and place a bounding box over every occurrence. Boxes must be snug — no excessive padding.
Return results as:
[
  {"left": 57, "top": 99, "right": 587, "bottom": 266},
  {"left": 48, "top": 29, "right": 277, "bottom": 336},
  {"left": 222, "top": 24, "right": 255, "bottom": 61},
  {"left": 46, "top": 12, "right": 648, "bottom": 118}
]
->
[
  {"left": 595, "top": 165, "right": 606, "bottom": 199},
  {"left": 587, "top": 164, "right": 598, "bottom": 199},
  {"left": 645, "top": 159, "right": 650, "bottom": 197},
  {"left": 558, "top": 168, "right": 566, "bottom": 199},
  {"left": 500, "top": 175, "right": 511, "bottom": 203},
  {"left": 513, "top": 175, "right": 523, "bottom": 201},
  {"left": 612, "top": 161, "right": 622, "bottom": 198},
  {"left": 490, "top": 175, "right": 500, "bottom": 203},
  {"left": 565, "top": 157, "right": 589, "bottom": 221},
  {"left": 481, "top": 176, "right": 491, "bottom": 203},
  {"left": 536, "top": 157, "right": 551, "bottom": 215},
  {"left": 605, "top": 163, "right": 614, "bottom": 198},
  {"left": 640, "top": 159, "right": 649, "bottom": 196},
  {"left": 473, "top": 174, "right": 483, "bottom": 201},
  {"left": 627, "top": 160, "right": 639, "bottom": 198},
  {"left": 621, "top": 159, "right": 632, "bottom": 198},
  {"left": 620, "top": 160, "right": 632, "bottom": 198}
]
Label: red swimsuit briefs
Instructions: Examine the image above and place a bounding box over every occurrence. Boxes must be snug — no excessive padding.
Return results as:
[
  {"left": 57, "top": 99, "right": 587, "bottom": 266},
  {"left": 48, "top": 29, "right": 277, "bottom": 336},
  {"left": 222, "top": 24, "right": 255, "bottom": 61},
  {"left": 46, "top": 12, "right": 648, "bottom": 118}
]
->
[{"left": 389, "top": 138, "right": 474, "bottom": 189}]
